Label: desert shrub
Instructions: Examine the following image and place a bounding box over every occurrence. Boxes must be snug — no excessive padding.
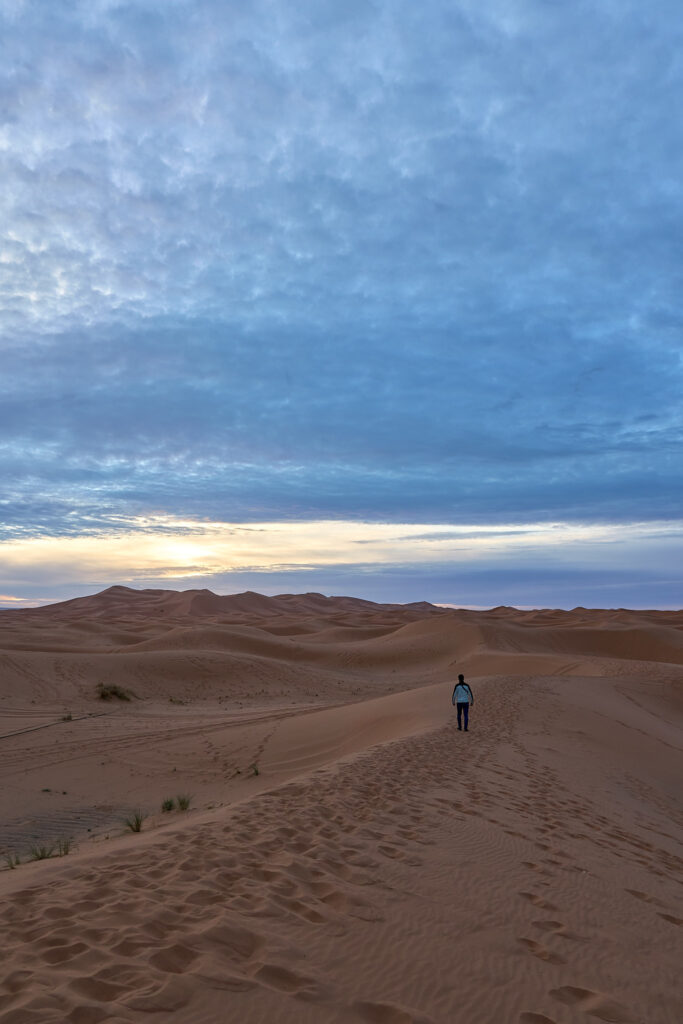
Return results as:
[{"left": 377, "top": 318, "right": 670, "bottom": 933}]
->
[
  {"left": 3, "top": 853, "right": 20, "bottom": 870},
  {"left": 124, "top": 810, "right": 147, "bottom": 833},
  {"left": 57, "top": 838, "right": 72, "bottom": 856},
  {"left": 176, "top": 793, "right": 192, "bottom": 811},
  {"left": 29, "top": 843, "right": 55, "bottom": 861},
  {"left": 161, "top": 797, "right": 175, "bottom": 812},
  {"left": 97, "top": 683, "right": 135, "bottom": 701}
]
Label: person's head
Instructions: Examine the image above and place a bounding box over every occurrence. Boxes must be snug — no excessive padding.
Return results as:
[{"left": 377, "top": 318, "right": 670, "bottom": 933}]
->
[{"left": 458, "top": 673, "right": 464, "bottom": 683}]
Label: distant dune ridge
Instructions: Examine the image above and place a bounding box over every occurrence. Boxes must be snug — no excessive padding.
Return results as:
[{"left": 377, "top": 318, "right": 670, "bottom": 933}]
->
[
  {"left": 0, "top": 588, "right": 682, "bottom": 1023},
  {"left": 1, "top": 585, "right": 682, "bottom": 705}
]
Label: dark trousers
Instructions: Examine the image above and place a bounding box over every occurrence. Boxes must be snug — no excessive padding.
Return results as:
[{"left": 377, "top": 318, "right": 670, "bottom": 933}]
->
[{"left": 457, "top": 702, "right": 469, "bottom": 730}]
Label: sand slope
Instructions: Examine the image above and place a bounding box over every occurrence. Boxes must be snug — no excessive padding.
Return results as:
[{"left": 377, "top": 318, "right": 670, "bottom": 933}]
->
[{"left": 0, "top": 589, "right": 682, "bottom": 1023}]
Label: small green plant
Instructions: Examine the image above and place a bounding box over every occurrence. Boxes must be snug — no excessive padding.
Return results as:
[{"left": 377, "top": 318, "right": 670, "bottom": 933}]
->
[
  {"left": 124, "top": 810, "right": 147, "bottom": 833},
  {"left": 61, "top": 713, "right": 73, "bottom": 721},
  {"left": 57, "top": 838, "right": 72, "bottom": 856},
  {"left": 97, "top": 683, "right": 135, "bottom": 701},
  {"left": 4, "top": 852, "right": 20, "bottom": 870},
  {"left": 29, "top": 843, "right": 55, "bottom": 861},
  {"left": 249, "top": 763, "right": 259, "bottom": 777},
  {"left": 176, "top": 793, "right": 192, "bottom": 811},
  {"left": 161, "top": 797, "right": 175, "bottom": 813}
]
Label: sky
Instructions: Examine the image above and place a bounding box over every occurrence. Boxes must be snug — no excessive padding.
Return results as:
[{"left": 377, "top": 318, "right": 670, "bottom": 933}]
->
[{"left": 1, "top": 0, "right": 682, "bottom": 609}]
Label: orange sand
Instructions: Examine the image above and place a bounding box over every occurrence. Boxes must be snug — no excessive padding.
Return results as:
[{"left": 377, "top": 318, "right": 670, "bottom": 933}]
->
[{"left": 0, "top": 588, "right": 681, "bottom": 1023}]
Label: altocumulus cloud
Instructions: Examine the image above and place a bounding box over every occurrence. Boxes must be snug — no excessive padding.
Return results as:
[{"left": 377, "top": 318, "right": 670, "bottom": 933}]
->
[{"left": 1, "top": 0, "right": 682, "bottom": 604}]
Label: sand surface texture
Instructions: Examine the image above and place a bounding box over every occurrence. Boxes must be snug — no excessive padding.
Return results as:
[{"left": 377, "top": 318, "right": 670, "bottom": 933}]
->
[{"left": 1, "top": 588, "right": 682, "bottom": 1023}]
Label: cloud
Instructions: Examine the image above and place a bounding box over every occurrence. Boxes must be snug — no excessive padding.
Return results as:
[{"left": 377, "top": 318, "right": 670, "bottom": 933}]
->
[
  {"left": 1, "top": 514, "right": 681, "bottom": 609},
  {"left": 1, "top": 0, "right": 682, "bottom": 601}
]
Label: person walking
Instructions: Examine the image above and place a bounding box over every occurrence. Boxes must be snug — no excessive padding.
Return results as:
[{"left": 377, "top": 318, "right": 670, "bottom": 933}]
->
[{"left": 452, "top": 673, "right": 474, "bottom": 731}]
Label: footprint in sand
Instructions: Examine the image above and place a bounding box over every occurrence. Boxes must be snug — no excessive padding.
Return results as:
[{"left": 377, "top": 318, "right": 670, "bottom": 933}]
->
[
  {"left": 522, "top": 861, "right": 552, "bottom": 876},
  {"left": 3, "top": 970, "right": 33, "bottom": 994},
  {"left": 69, "top": 974, "right": 130, "bottom": 1003},
  {"left": 66, "top": 1005, "right": 114, "bottom": 1024},
  {"left": 254, "top": 963, "right": 307, "bottom": 992},
  {"left": 550, "top": 985, "right": 635, "bottom": 1022},
  {"left": 202, "top": 922, "right": 264, "bottom": 962},
  {"left": 518, "top": 937, "right": 566, "bottom": 965},
  {"left": 254, "top": 962, "right": 327, "bottom": 1000},
  {"left": 518, "top": 891, "right": 559, "bottom": 912},
  {"left": 274, "top": 895, "right": 327, "bottom": 923},
  {"left": 531, "top": 919, "right": 581, "bottom": 942},
  {"left": 624, "top": 889, "right": 664, "bottom": 907},
  {"left": 124, "top": 974, "right": 192, "bottom": 1013},
  {"left": 195, "top": 969, "right": 256, "bottom": 993},
  {"left": 352, "top": 999, "right": 434, "bottom": 1023},
  {"left": 39, "top": 940, "right": 89, "bottom": 965},
  {"left": 148, "top": 942, "right": 199, "bottom": 974}
]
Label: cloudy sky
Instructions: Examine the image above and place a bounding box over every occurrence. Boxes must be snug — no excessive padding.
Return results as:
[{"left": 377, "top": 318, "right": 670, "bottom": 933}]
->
[{"left": 2, "top": 0, "right": 682, "bottom": 608}]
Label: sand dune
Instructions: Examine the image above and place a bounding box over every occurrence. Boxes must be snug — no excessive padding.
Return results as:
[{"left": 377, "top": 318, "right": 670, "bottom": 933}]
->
[
  {"left": 2, "top": 588, "right": 681, "bottom": 708},
  {"left": 0, "top": 588, "right": 681, "bottom": 1023}
]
